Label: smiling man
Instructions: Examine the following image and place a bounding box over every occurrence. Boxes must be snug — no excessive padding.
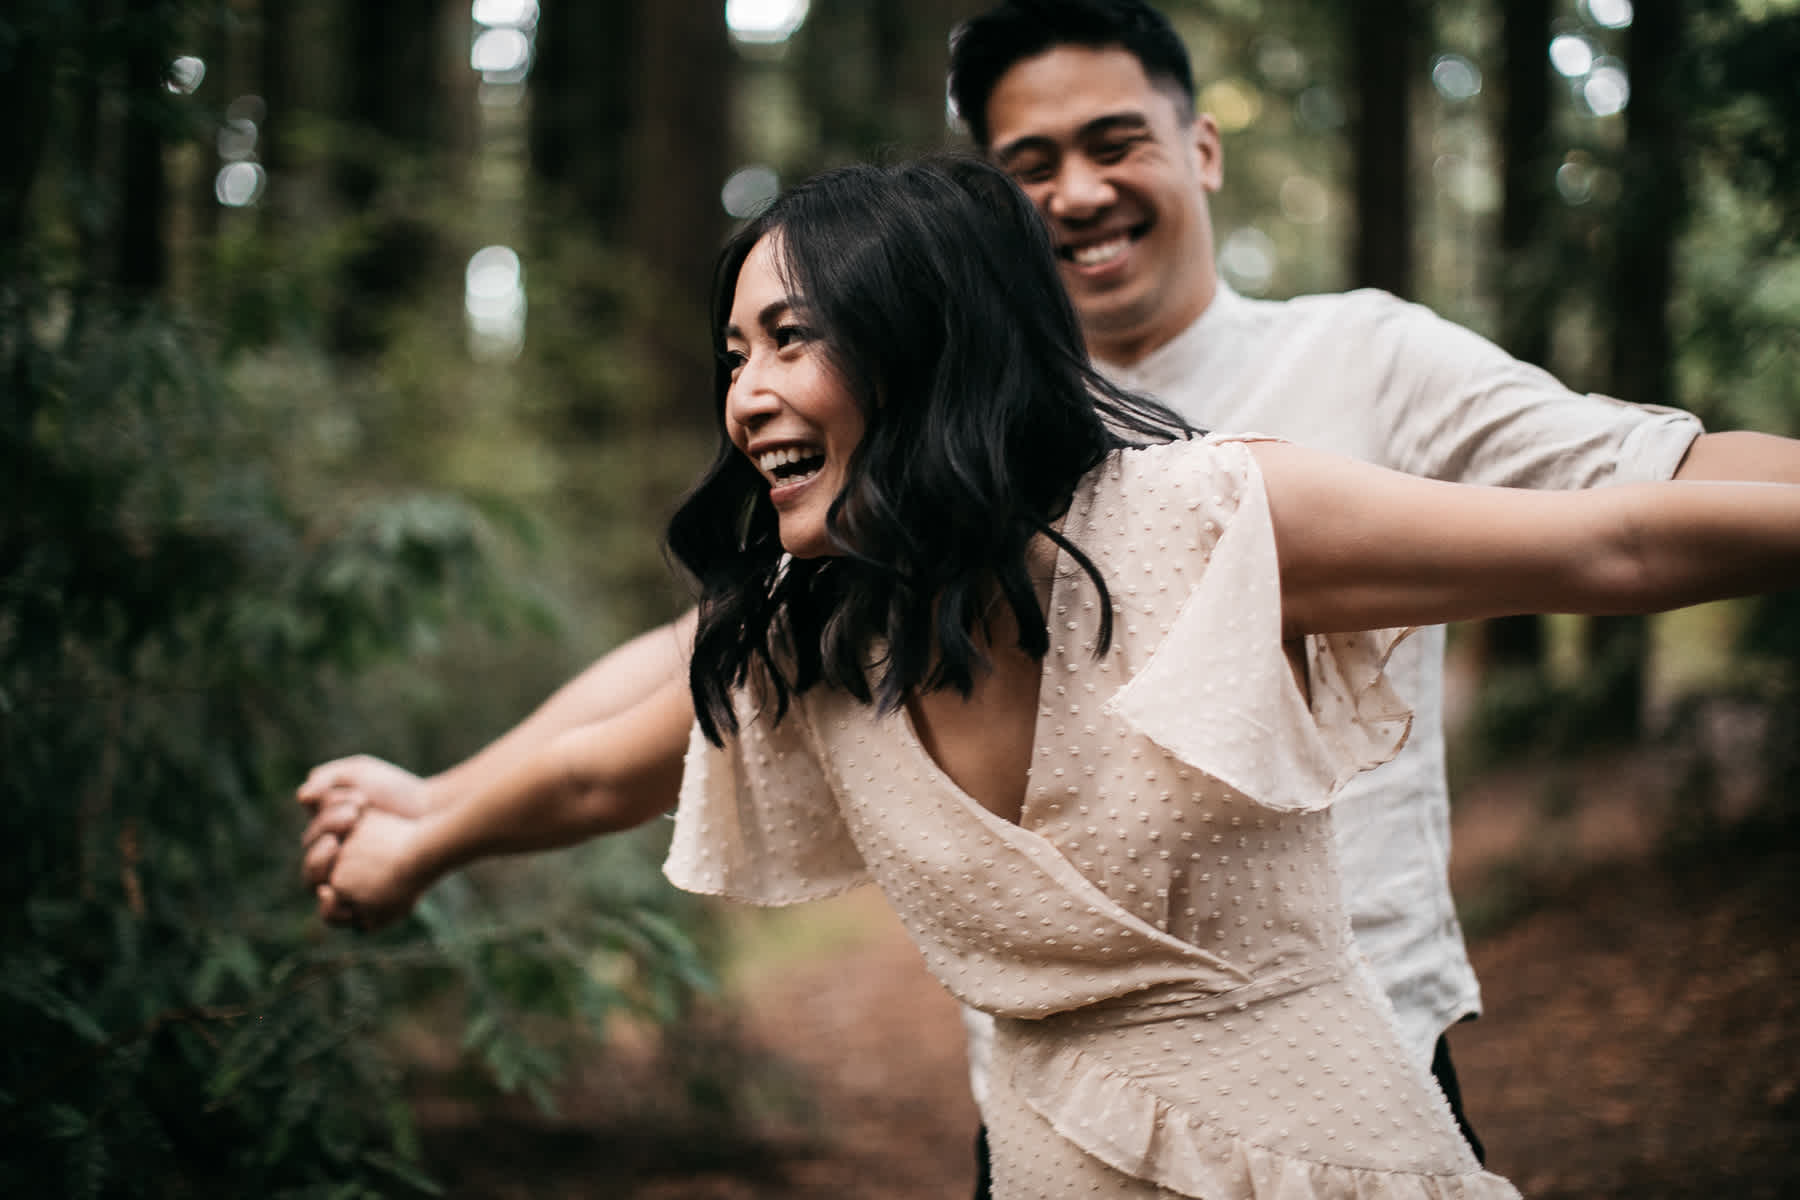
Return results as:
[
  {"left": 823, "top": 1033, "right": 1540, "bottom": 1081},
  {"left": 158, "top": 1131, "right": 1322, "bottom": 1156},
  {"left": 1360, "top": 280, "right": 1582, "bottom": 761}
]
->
[
  {"left": 984, "top": 43, "right": 1220, "bottom": 364},
  {"left": 944, "top": 0, "right": 1800, "bottom": 1186},
  {"left": 301, "top": 2, "right": 1800, "bottom": 1195}
]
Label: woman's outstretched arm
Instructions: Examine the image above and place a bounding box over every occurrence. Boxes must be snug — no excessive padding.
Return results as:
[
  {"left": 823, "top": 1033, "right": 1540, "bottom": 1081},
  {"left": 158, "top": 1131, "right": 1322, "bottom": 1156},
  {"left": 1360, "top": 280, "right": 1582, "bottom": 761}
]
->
[
  {"left": 310, "top": 674, "right": 695, "bottom": 930},
  {"left": 1251, "top": 440, "right": 1800, "bottom": 638}
]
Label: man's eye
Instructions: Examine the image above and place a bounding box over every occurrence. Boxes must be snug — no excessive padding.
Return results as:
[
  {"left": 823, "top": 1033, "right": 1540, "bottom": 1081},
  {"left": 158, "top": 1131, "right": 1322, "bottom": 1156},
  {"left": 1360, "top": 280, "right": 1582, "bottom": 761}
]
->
[
  {"left": 1010, "top": 162, "right": 1053, "bottom": 185},
  {"left": 1093, "top": 138, "right": 1138, "bottom": 162}
]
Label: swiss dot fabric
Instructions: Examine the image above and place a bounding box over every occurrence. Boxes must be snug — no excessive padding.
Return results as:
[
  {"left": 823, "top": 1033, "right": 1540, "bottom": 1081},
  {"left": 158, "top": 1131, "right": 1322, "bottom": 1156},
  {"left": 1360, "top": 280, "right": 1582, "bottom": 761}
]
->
[{"left": 665, "top": 437, "right": 1519, "bottom": 1199}]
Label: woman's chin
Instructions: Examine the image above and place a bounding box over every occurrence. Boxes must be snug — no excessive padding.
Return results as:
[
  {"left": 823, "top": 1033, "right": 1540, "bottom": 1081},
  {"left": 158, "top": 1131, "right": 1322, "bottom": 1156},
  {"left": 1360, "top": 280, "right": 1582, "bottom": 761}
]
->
[{"left": 778, "top": 528, "right": 833, "bottom": 559}]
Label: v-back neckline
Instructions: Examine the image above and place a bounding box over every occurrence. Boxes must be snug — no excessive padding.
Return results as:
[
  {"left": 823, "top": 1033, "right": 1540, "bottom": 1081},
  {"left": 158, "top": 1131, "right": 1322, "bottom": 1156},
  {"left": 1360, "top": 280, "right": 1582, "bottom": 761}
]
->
[{"left": 894, "top": 482, "right": 1093, "bottom": 830}]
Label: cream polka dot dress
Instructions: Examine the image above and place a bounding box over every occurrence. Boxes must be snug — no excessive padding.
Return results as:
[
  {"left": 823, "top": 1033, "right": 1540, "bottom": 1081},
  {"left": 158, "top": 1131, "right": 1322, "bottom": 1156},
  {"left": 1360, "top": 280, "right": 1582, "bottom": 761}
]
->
[{"left": 666, "top": 437, "right": 1520, "bottom": 1199}]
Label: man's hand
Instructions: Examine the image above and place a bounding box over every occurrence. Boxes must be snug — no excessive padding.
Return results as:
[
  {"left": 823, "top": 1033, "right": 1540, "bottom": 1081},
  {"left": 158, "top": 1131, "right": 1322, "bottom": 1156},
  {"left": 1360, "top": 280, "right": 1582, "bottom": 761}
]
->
[
  {"left": 309, "top": 807, "right": 434, "bottom": 932},
  {"left": 298, "top": 756, "right": 438, "bottom": 882},
  {"left": 298, "top": 755, "right": 439, "bottom": 927}
]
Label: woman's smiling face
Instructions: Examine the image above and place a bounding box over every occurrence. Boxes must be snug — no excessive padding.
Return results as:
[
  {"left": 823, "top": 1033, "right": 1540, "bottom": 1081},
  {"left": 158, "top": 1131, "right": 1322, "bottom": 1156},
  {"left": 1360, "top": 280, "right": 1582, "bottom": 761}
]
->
[{"left": 722, "top": 233, "right": 867, "bottom": 559}]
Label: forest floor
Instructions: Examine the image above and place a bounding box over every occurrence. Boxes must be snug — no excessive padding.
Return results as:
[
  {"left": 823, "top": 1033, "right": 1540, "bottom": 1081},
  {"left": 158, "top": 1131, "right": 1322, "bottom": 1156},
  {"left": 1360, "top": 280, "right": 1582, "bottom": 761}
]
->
[{"left": 413, "top": 740, "right": 1800, "bottom": 1199}]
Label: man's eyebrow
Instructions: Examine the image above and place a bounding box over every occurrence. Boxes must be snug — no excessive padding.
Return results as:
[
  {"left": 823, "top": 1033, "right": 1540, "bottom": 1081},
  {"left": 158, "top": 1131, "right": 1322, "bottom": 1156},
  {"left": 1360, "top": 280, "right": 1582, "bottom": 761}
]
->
[
  {"left": 723, "top": 298, "right": 792, "bottom": 342},
  {"left": 993, "top": 133, "right": 1057, "bottom": 166},
  {"left": 1077, "top": 111, "right": 1153, "bottom": 140},
  {"left": 992, "top": 111, "right": 1153, "bottom": 164}
]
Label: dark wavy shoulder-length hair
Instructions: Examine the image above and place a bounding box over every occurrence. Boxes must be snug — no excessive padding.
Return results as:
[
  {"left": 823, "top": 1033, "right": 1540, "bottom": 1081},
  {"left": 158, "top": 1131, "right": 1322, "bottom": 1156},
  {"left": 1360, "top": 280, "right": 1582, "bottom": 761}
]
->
[{"left": 666, "top": 154, "right": 1194, "bottom": 746}]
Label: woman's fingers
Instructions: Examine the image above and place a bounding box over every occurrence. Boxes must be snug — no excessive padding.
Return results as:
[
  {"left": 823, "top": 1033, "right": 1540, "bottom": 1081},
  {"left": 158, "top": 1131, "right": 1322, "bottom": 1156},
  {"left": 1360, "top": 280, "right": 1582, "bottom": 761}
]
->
[
  {"left": 315, "top": 884, "right": 361, "bottom": 929},
  {"left": 302, "top": 832, "right": 341, "bottom": 888},
  {"left": 301, "top": 793, "right": 365, "bottom": 849}
]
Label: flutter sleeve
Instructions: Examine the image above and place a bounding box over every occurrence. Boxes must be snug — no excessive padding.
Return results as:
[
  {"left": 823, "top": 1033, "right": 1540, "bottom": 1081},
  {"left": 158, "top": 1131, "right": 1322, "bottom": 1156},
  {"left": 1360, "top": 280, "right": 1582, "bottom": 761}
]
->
[
  {"left": 1104, "top": 436, "right": 1414, "bottom": 812},
  {"left": 662, "top": 686, "right": 869, "bottom": 904}
]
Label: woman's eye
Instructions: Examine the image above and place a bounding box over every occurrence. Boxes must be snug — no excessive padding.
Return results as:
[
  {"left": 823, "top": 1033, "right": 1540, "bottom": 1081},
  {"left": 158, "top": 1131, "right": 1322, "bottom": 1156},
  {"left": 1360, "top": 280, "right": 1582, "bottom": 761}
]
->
[
  {"left": 774, "top": 324, "right": 811, "bottom": 350},
  {"left": 720, "top": 349, "right": 747, "bottom": 375}
]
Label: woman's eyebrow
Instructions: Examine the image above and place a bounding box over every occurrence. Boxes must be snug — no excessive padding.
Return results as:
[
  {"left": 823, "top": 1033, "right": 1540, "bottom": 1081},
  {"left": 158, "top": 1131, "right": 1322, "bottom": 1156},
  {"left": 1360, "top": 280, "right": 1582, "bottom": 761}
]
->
[{"left": 723, "top": 299, "right": 793, "bottom": 342}]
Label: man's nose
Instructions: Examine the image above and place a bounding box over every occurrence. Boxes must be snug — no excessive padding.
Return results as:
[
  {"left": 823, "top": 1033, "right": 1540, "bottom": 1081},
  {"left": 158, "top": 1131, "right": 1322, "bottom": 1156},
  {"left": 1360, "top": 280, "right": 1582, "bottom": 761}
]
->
[{"left": 1046, "top": 157, "right": 1115, "bottom": 220}]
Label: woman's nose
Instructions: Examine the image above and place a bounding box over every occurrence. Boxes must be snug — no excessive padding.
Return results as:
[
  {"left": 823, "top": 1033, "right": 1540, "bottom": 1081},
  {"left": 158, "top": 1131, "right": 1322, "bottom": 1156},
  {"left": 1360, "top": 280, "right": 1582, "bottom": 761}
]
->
[{"left": 726, "top": 362, "right": 781, "bottom": 430}]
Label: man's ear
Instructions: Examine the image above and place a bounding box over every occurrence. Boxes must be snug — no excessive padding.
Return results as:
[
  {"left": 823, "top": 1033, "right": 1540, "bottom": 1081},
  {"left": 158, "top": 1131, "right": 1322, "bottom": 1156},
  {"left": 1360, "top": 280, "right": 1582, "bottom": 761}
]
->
[{"left": 1190, "top": 112, "right": 1224, "bottom": 193}]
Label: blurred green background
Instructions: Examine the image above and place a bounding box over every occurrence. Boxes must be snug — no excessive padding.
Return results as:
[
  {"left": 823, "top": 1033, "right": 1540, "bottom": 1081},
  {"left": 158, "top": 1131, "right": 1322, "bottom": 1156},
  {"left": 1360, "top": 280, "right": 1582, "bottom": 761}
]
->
[{"left": 5, "top": 0, "right": 1799, "bottom": 1194}]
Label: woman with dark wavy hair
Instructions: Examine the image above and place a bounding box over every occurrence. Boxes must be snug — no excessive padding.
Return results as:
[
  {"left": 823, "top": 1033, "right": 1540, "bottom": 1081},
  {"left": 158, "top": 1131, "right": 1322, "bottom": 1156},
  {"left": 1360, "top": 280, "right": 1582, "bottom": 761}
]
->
[
  {"left": 306, "top": 156, "right": 1800, "bottom": 1199},
  {"left": 668, "top": 155, "right": 1195, "bottom": 742}
]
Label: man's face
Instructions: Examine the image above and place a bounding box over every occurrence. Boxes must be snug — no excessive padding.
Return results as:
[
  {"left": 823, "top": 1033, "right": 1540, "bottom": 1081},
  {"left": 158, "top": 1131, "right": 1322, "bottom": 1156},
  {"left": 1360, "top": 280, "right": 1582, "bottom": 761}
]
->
[{"left": 985, "top": 45, "right": 1223, "bottom": 366}]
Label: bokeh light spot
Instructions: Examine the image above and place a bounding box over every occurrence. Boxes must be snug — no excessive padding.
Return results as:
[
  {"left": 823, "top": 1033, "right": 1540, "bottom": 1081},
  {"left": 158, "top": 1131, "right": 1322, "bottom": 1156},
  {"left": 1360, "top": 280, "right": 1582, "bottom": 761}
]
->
[
  {"left": 727, "top": 0, "right": 810, "bottom": 46},
  {"left": 1295, "top": 85, "right": 1345, "bottom": 131},
  {"left": 1584, "top": 0, "right": 1634, "bottom": 29},
  {"left": 1279, "top": 175, "right": 1329, "bottom": 225},
  {"left": 1431, "top": 54, "right": 1482, "bottom": 102},
  {"left": 1583, "top": 63, "right": 1630, "bottom": 116},
  {"left": 465, "top": 246, "right": 527, "bottom": 363},
  {"left": 472, "top": 27, "right": 532, "bottom": 79},
  {"left": 722, "top": 165, "right": 781, "bottom": 219},
  {"left": 1219, "top": 227, "right": 1277, "bottom": 295},
  {"left": 167, "top": 56, "right": 205, "bottom": 94},
  {"left": 217, "top": 118, "right": 258, "bottom": 162},
  {"left": 473, "top": 0, "right": 539, "bottom": 28},
  {"left": 1200, "top": 79, "right": 1261, "bottom": 134},
  {"left": 215, "top": 161, "right": 266, "bottom": 207},
  {"left": 1549, "top": 33, "right": 1595, "bottom": 78},
  {"left": 1254, "top": 37, "right": 1306, "bottom": 90},
  {"left": 1556, "top": 155, "right": 1596, "bottom": 204}
]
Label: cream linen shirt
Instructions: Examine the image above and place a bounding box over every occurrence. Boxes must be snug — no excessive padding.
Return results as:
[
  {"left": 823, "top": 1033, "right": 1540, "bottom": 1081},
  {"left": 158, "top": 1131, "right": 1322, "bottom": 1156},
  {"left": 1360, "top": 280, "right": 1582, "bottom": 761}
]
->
[{"left": 960, "top": 284, "right": 1702, "bottom": 1106}]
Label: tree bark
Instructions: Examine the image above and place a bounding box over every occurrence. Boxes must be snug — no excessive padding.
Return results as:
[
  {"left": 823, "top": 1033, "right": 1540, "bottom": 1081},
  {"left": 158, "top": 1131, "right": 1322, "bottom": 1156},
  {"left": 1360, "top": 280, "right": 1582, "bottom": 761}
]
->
[
  {"left": 1348, "top": 0, "right": 1415, "bottom": 297},
  {"left": 529, "top": 2, "right": 637, "bottom": 230},
  {"left": 1485, "top": 0, "right": 1558, "bottom": 673},
  {"left": 624, "top": 0, "right": 734, "bottom": 427},
  {"left": 326, "top": 0, "right": 467, "bottom": 356},
  {"left": 118, "top": 0, "right": 170, "bottom": 296},
  {"left": 1589, "top": 0, "right": 1687, "bottom": 736}
]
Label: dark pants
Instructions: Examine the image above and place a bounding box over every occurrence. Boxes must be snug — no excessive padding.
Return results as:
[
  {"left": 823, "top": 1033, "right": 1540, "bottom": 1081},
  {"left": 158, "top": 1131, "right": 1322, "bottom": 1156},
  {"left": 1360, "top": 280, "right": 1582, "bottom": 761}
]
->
[
  {"left": 1431, "top": 1029, "right": 1486, "bottom": 1164},
  {"left": 970, "top": 1032, "right": 1483, "bottom": 1199}
]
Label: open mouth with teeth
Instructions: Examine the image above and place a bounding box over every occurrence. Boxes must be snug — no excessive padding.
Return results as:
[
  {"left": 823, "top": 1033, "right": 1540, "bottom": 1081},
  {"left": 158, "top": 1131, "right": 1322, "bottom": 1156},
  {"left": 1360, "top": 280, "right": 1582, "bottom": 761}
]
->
[
  {"left": 757, "top": 445, "right": 827, "bottom": 487},
  {"left": 1059, "top": 227, "right": 1146, "bottom": 269}
]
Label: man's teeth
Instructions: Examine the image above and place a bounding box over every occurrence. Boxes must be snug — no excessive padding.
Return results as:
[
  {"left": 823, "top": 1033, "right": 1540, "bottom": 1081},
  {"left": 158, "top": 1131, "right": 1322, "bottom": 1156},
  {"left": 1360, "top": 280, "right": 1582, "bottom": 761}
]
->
[
  {"left": 1071, "top": 236, "right": 1130, "bottom": 267},
  {"left": 757, "top": 446, "right": 825, "bottom": 480}
]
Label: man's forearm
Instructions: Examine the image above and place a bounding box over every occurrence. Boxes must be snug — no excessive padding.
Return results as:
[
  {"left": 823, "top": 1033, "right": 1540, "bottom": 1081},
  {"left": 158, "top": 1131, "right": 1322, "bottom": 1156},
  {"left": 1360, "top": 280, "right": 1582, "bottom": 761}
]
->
[{"left": 1675, "top": 430, "right": 1800, "bottom": 485}]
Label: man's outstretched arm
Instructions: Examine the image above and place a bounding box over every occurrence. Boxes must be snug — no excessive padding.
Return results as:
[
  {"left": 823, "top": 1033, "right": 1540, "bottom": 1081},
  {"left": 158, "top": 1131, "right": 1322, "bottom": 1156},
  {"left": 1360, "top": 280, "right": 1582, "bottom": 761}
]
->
[
  {"left": 308, "top": 673, "right": 696, "bottom": 930},
  {"left": 1675, "top": 430, "right": 1800, "bottom": 484},
  {"left": 299, "top": 609, "right": 697, "bottom": 901}
]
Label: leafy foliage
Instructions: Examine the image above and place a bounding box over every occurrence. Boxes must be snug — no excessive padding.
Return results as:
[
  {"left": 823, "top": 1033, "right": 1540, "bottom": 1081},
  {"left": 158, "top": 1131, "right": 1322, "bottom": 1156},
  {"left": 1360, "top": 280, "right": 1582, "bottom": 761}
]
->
[{"left": 0, "top": 267, "right": 717, "bottom": 1194}]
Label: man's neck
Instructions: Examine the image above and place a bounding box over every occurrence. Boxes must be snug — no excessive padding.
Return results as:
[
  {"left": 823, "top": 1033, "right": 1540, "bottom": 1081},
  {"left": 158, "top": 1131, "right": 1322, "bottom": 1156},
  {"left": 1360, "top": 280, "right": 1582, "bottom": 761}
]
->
[{"left": 1087, "top": 275, "right": 1219, "bottom": 369}]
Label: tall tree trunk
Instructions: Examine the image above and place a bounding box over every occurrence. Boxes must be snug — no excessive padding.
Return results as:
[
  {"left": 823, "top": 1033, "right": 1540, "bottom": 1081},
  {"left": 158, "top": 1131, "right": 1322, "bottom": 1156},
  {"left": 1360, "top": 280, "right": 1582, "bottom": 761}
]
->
[
  {"left": 624, "top": 0, "right": 733, "bottom": 428},
  {"left": 1498, "top": 0, "right": 1555, "bottom": 367},
  {"left": 256, "top": 0, "right": 296, "bottom": 235},
  {"left": 117, "top": 0, "right": 170, "bottom": 296},
  {"left": 0, "top": 11, "right": 63, "bottom": 256},
  {"left": 1348, "top": 0, "right": 1415, "bottom": 296},
  {"left": 797, "top": 0, "right": 979, "bottom": 170},
  {"left": 871, "top": 0, "right": 978, "bottom": 154},
  {"left": 529, "top": 1, "right": 637, "bottom": 230},
  {"left": 326, "top": 0, "right": 469, "bottom": 357},
  {"left": 1589, "top": 0, "right": 1687, "bottom": 736},
  {"left": 1485, "top": 0, "right": 1557, "bottom": 673}
]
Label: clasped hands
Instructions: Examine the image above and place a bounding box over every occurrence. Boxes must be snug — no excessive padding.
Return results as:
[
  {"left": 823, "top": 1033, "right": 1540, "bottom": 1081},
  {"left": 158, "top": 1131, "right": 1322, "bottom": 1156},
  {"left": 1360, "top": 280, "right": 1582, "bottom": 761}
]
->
[{"left": 297, "top": 755, "right": 438, "bottom": 932}]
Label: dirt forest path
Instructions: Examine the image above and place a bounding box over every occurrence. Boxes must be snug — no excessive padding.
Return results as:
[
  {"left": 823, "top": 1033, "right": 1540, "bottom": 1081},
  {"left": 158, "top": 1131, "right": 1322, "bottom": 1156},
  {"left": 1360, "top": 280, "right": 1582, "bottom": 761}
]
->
[{"left": 422, "top": 754, "right": 1800, "bottom": 1199}]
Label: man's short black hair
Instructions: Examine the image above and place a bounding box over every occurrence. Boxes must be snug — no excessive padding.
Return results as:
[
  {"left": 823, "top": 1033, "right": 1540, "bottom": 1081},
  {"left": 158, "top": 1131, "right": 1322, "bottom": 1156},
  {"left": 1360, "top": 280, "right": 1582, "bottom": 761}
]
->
[{"left": 948, "top": 0, "right": 1197, "bottom": 149}]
